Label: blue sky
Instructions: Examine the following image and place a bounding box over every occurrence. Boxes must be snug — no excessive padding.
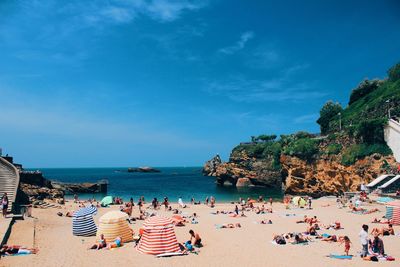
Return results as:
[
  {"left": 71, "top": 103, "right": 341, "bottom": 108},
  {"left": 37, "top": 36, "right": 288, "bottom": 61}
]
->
[{"left": 0, "top": 0, "right": 399, "bottom": 167}]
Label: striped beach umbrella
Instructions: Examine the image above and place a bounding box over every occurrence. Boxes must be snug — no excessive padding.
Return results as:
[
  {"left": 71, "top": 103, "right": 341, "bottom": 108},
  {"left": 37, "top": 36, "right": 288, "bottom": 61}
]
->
[
  {"left": 72, "top": 206, "right": 97, "bottom": 236},
  {"left": 136, "top": 216, "right": 181, "bottom": 255},
  {"left": 393, "top": 207, "right": 400, "bottom": 225},
  {"left": 96, "top": 211, "right": 133, "bottom": 243},
  {"left": 386, "top": 201, "right": 400, "bottom": 225},
  {"left": 73, "top": 206, "right": 97, "bottom": 218}
]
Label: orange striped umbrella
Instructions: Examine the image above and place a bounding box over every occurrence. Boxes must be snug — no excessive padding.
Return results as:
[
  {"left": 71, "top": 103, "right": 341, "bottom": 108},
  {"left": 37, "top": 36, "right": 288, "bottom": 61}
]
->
[{"left": 136, "top": 216, "right": 181, "bottom": 255}]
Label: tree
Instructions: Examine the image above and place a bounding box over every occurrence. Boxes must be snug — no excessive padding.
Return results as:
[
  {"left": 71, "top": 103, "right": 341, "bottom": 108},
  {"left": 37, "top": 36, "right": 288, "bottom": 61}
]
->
[
  {"left": 388, "top": 62, "right": 400, "bottom": 82},
  {"left": 356, "top": 118, "right": 386, "bottom": 144},
  {"left": 257, "top": 134, "right": 277, "bottom": 142},
  {"left": 349, "top": 79, "right": 382, "bottom": 105},
  {"left": 316, "top": 101, "right": 343, "bottom": 135}
]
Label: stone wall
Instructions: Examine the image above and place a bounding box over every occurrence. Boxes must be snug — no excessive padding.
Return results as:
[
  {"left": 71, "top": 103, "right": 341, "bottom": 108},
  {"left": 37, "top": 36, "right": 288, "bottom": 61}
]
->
[{"left": 385, "top": 119, "right": 400, "bottom": 162}]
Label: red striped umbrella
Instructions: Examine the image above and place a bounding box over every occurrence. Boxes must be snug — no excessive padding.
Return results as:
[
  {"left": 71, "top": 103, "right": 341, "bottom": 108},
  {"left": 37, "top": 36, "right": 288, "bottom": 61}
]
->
[
  {"left": 386, "top": 201, "right": 400, "bottom": 207},
  {"left": 137, "top": 216, "right": 181, "bottom": 255},
  {"left": 393, "top": 207, "right": 400, "bottom": 225}
]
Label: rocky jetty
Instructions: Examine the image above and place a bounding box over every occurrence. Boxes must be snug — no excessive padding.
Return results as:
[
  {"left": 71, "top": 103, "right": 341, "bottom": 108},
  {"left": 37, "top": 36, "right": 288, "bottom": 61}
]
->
[
  {"left": 282, "top": 153, "right": 396, "bottom": 197},
  {"left": 20, "top": 183, "right": 64, "bottom": 200},
  {"left": 127, "top": 167, "right": 161, "bottom": 173},
  {"left": 51, "top": 181, "right": 108, "bottom": 194}
]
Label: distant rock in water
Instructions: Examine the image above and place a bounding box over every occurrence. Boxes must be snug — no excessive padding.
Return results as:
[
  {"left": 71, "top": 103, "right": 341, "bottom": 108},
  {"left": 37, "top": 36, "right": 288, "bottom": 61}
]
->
[{"left": 127, "top": 167, "right": 161, "bottom": 173}]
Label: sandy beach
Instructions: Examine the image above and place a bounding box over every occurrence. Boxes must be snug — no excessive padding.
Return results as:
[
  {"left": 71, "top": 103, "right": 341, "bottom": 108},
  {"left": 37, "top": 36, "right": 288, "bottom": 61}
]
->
[{"left": 1, "top": 197, "right": 399, "bottom": 267}]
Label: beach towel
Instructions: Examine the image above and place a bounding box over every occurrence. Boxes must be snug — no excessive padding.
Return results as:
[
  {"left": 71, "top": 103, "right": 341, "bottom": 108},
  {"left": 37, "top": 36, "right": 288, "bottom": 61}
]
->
[
  {"left": 328, "top": 254, "right": 352, "bottom": 259},
  {"left": 290, "top": 241, "right": 309, "bottom": 245}
]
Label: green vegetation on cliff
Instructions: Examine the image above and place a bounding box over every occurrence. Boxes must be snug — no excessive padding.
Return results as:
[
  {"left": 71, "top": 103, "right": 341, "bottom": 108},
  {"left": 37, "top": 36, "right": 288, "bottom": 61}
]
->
[{"left": 233, "top": 62, "right": 400, "bottom": 167}]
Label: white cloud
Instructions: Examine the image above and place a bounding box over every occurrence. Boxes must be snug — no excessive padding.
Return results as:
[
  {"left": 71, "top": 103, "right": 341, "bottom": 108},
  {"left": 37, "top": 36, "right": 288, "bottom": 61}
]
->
[
  {"left": 219, "top": 31, "right": 255, "bottom": 54},
  {"left": 205, "top": 63, "right": 326, "bottom": 103},
  {"left": 294, "top": 114, "right": 319, "bottom": 124}
]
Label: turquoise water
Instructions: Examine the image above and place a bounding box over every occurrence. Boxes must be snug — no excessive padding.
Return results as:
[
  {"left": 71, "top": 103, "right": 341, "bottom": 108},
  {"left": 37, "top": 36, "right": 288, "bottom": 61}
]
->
[{"left": 31, "top": 167, "right": 283, "bottom": 202}]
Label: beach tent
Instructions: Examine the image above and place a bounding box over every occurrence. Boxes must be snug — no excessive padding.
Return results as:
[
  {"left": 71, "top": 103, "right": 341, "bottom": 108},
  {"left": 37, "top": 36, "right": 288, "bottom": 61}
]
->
[
  {"left": 385, "top": 201, "right": 400, "bottom": 225},
  {"left": 96, "top": 211, "right": 133, "bottom": 243},
  {"left": 292, "top": 196, "right": 306, "bottom": 207},
  {"left": 72, "top": 206, "right": 97, "bottom": 236},
  {"left": 101, "top": 196, "right": 113, "bottom": 206},
  {"left": 136, "top": 216, "right": 181, "bottom": 255}
]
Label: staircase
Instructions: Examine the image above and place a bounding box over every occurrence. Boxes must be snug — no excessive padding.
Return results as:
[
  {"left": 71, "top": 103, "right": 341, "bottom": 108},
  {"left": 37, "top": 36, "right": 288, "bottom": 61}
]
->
[{"left": 0, "top": 157, "right": 20, "bottom": 212}]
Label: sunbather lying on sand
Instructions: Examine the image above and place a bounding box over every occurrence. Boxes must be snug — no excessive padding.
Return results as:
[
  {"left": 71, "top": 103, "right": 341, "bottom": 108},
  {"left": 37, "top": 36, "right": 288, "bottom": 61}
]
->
[
  {"left": 323, "top": 221, "right": 342, "bottom": 230},
  {"left": 107, "top": 237, "right": 123, "bottom": 249},
  {"left": 259, "top": 220, "right": 272, "bottom": 224},
  {"left": 371, "top": 224, "right": 394, "bottom": 236},
  {"left": 292, "top": 234, "right": 310, "bottom": 244},
  {"left": 216, "top": 223, "right": 242, "bottom": 228},
  {"left": 317, "top": 233, "right": 337, "bottom": 242},
  {"left": 0, "top": 245, "right": 38, "bottom": 256},
  {"left": 89, "top": 234, "right": 107, "bottom": 250},
  {"left": 372, "top": 218, "right": 392, "bottom": 224},
  {"left": 272, "top": 234, "right": 286, "bottom": 245},
  {"left": 296, "top": 215, "right": 309, "bottom": 223}
]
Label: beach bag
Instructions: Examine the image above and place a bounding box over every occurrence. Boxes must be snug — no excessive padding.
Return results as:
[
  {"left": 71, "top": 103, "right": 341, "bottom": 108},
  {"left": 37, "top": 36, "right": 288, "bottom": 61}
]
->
[{"left": 370, "top": 256, "right": 378, "bottom": 262}]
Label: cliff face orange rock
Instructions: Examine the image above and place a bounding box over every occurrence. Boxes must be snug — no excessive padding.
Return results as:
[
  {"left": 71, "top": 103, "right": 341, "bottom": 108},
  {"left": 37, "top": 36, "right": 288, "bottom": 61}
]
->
[{"left": 282, "top": 153, "right": 396, "bottom": 197}]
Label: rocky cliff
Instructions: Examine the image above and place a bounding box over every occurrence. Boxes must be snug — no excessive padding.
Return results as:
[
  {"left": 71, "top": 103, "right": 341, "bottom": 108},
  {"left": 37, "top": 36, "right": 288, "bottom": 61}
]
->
[
  {"left": 281, "top": 153, "right": 396, "bottom": 197},
  {"left": 203, "top": 151, "right": 395, "bottom": 196}
]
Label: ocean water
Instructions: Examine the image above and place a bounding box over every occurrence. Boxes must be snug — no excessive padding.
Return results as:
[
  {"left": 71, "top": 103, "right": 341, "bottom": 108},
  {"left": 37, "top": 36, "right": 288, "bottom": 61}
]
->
[{"left": 30, "top": 167, "right": 283, "bottom": 202}]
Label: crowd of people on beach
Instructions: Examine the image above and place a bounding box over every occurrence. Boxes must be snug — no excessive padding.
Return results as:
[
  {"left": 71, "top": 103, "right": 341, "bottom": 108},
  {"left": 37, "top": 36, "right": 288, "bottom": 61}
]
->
[{"left": 3, "top": 188, "right": 399, "bottom": 262}]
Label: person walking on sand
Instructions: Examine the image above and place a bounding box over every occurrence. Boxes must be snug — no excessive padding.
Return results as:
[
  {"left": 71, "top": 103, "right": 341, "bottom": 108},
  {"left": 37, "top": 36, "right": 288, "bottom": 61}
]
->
[
  {"left": 338, "top": 236, "right": 351, "bottom": 256},
  {"left": 269, "top": 197, "right": 273, "bottom": 207},
  {"left": 359, "top": 224, "right": 369, "bottom": 258},
  {"left": 308, "top": 197, "right": 312, "bottom": 209},
  {"left": 2, "top": 193, "right": 8, "bottom": 218}
]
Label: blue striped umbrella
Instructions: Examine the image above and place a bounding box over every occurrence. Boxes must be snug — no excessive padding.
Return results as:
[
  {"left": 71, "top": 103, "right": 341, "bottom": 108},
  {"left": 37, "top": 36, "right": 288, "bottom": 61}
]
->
[
  {"left": 72, "top": 206, "right": 98, "bottom": 236},
  {"left": 73, "top": 206, "right": 97, "bottom": 218}
]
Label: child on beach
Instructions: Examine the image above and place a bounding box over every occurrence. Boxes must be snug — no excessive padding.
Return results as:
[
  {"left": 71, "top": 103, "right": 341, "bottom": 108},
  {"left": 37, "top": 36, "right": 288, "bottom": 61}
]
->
[{"left": 338, "top": 236, "right": 351, "bottom": 255}]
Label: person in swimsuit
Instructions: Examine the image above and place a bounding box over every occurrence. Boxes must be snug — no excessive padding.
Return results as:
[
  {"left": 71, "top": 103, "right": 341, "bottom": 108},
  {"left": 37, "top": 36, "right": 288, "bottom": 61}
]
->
[
  {"left": 371, "top": 224, "right": 395, "bottom": 236},
  {"left": 0, "top": 245, "right": 38, "bottom": 255},
  {"left": 89, "top": 234, "right": 107, "bottom": 250},
  {"left": 338, "top": 236, "right": 351, "bottom": 255},
  {"left": 189, "top": 230, "right": 202, "bottom": 247},
  {"left": 107, "top": 237, "right": 122, "bottom": 249}
]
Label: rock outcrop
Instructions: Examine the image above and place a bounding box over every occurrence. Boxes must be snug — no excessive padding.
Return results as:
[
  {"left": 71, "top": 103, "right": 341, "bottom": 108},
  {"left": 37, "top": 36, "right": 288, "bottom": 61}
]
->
[
  {"left": 51, "top": 181, "right": 108, "bottom": 194},
  {"left": 203, "top": 155, "right": 222, "bottom": 176},
  {"left": 203, "top": 151, "right": 282, "bottom": 188},
  {"left": 203, "top": 149, "right": 396, "bottom": 196},
  {"left": 20, "top": 183, "right": 64, "bottom": 200},
  {"left": 282, "top": 153, "right": 396, "bottom": 197}
]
